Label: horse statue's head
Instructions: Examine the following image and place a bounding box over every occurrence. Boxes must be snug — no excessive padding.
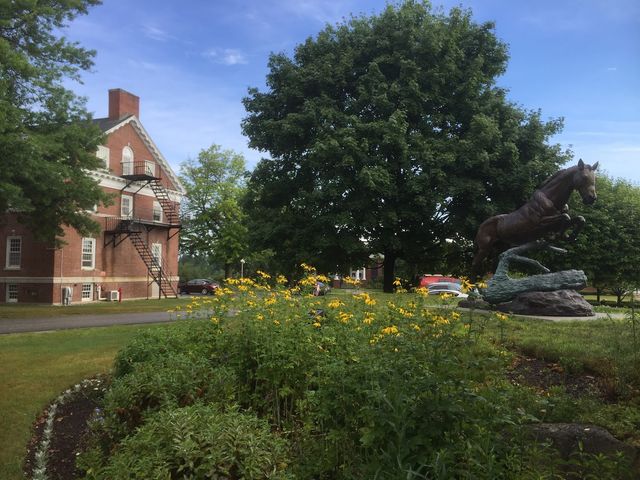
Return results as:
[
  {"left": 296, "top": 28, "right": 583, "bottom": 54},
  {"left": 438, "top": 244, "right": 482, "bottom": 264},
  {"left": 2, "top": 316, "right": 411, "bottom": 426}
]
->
[{"left": 575, "top": 159, "right": 598, "bottom": 205}]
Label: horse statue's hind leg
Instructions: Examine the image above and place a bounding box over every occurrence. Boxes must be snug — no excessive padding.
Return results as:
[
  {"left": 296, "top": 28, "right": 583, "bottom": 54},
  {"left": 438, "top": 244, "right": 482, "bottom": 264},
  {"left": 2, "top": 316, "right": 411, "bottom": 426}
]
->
[{"left": 472, "top": 216, "right": 499, "bottom": 281}]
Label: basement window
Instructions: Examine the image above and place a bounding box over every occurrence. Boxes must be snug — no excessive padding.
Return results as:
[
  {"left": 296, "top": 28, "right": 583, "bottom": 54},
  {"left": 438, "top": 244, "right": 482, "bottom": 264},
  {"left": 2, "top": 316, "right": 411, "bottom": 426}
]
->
[
  {"left": 81, "top": 283, "right": 93, "bottom": 301},
  {"left": 6, "top": 284, "right": 18, "bottom": 303}
]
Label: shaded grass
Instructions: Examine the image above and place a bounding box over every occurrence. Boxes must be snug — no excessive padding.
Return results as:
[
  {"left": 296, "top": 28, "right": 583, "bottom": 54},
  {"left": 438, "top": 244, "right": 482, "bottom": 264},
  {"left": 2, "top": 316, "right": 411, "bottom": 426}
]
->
[
  {"left": 0, "top": 297, "right": 192, "bottom": 319},
  {"left": 0, "top": 324, "right": 169, "bottom": 480}
]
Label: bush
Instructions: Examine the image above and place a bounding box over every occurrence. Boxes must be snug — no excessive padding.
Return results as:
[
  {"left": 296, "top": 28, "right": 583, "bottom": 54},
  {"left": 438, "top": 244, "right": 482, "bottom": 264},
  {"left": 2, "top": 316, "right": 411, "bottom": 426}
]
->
[
  {"left": 83, "top": 405, "right": 293, "bottom": 480},
  {"left": 102, "top": 353, "right": 238, "bottom": 441},
  {"left": 112, "top": 320, "right": 218, "bottom": 377}
]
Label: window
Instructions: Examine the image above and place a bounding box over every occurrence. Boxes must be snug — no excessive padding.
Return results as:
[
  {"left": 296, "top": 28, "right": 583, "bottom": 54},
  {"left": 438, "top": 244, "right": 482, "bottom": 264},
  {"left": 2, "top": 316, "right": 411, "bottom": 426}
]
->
[
  {"left": 152, "top": 201, "right": 163, "bottom": 222},
  {"left": 145, "top": 160, "right": 156, "bottom": 177},
  {"left": 81, "top": 238, "right": 96, "bottom": 270},
  {"left": 5, "top": 236, "right": 21, "bottom": 269},
  {"left": 96, "top": 145, "right": 110, "bottom": 169},
  {"left": 6, "top": 284, "right": 18, "bottom": 303},
  {"left": 121, "top": 195, "right": 133, "bottom": 218},
  {"left": 151, "top": 243, "right": 162, "bottom": 271},
  {"left": 81, "top": 283, "right": 93, "bottom": 301},
  {"left": 122, "top": 146, "right": 134, "bottom": 175}
]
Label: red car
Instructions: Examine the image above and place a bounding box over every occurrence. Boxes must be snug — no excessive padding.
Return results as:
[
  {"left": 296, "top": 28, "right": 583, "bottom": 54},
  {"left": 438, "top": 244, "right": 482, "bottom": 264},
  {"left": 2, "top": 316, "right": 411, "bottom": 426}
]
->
[
  {"left": 179, "top": 278, "right": 219, "bottom": 295},
  {"left": 419, "top": 274, "right": 461, "bottom": 288}
]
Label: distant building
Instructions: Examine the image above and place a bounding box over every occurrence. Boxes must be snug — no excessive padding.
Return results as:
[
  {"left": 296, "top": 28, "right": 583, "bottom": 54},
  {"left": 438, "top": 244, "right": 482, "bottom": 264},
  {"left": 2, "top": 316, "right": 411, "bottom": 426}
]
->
[{"left": 1, "top": 89, "right": 185, "bottom": 304}]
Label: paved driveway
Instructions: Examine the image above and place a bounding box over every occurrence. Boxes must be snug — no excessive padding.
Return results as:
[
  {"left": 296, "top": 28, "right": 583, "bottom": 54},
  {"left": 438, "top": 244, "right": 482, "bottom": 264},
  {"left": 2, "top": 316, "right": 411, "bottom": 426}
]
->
[{"left": 0, "top": 311, "right": 174, "bottom": 334}]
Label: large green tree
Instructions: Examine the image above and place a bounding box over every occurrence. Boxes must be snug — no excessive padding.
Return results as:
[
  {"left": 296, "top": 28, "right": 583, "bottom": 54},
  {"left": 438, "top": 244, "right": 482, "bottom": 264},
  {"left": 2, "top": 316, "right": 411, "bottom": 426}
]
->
[
  {"left": 555, "top": 174, "right": 640, "bottom": 304},
  {"left": 0, "top": 0, "right": 110, "bottom": 242},
  {"left": 179, "top": 145, "right": 248, "bottom": 278},
  {"left": 242, "top": 0, "right": 569, "bottom": 291}
]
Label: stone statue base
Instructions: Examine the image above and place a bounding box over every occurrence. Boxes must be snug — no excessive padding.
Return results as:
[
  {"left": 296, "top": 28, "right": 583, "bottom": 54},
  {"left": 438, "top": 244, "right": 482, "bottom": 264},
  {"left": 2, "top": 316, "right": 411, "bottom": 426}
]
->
[{"left": 494, "top": 289, "right": 595, "bottom": 317}]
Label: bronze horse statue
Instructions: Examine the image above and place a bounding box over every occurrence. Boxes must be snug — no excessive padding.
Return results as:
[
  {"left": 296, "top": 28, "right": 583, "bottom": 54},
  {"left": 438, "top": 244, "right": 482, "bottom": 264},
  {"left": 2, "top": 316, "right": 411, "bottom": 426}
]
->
[{"left": 472, "top": 159, "right": 598, "bottom": 278}]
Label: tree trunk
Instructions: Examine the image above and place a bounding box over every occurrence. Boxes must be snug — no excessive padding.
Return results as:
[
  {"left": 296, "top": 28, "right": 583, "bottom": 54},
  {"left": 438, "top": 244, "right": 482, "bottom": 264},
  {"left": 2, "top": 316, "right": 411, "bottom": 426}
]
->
[
  {"left": 224, "top": 263, "right": 231, "bottom": 279},
  {"left": 382, "top": 251, "right": 397, "bottom": 293}
]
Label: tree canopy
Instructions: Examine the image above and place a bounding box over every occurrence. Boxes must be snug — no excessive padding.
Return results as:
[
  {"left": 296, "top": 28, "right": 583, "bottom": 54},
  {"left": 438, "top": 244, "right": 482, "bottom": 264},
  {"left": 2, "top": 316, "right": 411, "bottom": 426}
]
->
[
  {"left": 554, "top": 174, "right": 640, "bottom": 304},
  {"left": 242, "top": 0, "right": 569, "bottom": 291},
  {"left": 179, "top": 145, "right": 248, "bottom": 278},
  {"left": 0, "top": 0, "right": 110, "bottom": 242}
]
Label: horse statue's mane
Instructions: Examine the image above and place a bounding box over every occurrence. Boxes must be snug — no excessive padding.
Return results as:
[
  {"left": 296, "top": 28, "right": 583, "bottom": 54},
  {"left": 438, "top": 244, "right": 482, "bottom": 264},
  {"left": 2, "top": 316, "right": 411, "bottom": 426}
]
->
[{"left": 538, "top": 165, "right": 574, "bottom": 188}]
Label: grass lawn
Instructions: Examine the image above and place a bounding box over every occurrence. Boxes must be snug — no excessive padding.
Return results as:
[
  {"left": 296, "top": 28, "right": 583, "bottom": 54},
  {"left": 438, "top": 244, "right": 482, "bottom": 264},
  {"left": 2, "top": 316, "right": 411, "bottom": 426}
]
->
[
  {"left": 0, "top": 296, "right": 192, "bottom": 319},
  {"left": 0, "top": 323, "right": 169, "bottom": 480}
]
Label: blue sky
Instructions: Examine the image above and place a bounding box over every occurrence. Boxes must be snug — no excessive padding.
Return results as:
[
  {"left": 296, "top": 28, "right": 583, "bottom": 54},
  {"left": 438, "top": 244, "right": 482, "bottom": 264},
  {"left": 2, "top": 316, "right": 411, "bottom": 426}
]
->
[{"left": 64, "top": 0, "right": 639, "bottom": 183}]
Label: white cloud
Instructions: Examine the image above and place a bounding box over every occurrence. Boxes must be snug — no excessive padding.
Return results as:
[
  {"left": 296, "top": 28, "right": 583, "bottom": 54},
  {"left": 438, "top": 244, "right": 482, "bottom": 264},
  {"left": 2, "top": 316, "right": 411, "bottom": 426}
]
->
[
  {"left": 142, "top": 24, "right": 174, "bottom": 42},
  {"left": 203, "top": 48, "right": 248, "bottom": 65}
]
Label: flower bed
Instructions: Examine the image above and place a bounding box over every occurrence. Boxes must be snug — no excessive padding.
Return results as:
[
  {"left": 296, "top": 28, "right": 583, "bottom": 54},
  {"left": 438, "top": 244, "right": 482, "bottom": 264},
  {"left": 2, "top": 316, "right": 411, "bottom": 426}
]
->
[{"left": 74, "top": 269, "right": 633, "bottom": 479}]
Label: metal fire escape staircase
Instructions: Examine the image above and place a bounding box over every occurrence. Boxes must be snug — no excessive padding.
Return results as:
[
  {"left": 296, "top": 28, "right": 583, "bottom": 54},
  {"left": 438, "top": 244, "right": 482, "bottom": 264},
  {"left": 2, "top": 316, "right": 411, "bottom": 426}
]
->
[
  {"left": 104, "top": 161, "right": 182, "bottom": 298},
  {"left": 128, "top": 232, "right": 177, "bottom": 298}
]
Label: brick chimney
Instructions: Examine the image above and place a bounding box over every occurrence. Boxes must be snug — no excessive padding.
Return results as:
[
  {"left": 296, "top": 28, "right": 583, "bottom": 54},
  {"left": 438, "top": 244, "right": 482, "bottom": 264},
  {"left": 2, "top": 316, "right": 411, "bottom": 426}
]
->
[{"left": 108, "top": 88, "right": 139, "bottom": 120}]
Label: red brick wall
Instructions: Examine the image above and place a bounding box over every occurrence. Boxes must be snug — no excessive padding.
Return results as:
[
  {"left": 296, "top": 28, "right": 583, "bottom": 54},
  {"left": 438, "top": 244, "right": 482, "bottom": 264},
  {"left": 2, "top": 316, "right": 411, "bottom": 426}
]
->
[
  {"left": 109, "top": 89, "right": 139, "bottom": 120},
  {"left": 0, "top": 91, "right": 182, "bottom": 304}
]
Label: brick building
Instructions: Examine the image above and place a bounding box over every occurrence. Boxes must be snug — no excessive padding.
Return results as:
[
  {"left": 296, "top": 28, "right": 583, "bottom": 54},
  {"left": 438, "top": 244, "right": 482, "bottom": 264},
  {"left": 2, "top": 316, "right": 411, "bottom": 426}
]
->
[{"left": 1, "top": 89, "right": 184, "bottom": 304}]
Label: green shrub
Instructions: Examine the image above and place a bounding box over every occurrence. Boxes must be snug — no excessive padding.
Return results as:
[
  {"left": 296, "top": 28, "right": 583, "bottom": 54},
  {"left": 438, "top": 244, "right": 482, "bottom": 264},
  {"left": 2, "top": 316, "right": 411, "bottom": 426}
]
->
[
  {"left": 82, "top": 404, "right": 293, "bottom": 480},
  {"left": 112, "top": 320, "right": 218, "bottom": 378},
  {"left": 102, "top": 353, "right": 238, "bottom": 441}
]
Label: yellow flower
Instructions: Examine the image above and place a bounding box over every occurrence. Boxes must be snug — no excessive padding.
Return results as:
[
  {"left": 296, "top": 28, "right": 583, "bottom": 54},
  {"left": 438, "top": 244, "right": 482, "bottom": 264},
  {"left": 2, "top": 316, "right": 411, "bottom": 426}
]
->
[
  {"left": 338, "top": 311, "right": 353, "bottom": 324},
  {"left": 362, "top": 312, "right": 375, "bottom": 325},
  {"left": 410, "top": 323, "right": 421, "bottom": 331},
  {"left": 495, "top": 312, "right": 508, "bottom": 322},
  {"left": 451, "top": 311, "right": 461, "bottom": 321},
  {"left": 256, "top": 313, "right": 264, "bottom": 321},
  {"left": 381, "top": 325, "right": 399, "bottom": 336},
  {"left": 328, "top": 299, "right": 345, "bottom": 309},
  {"left": 313, "top": 322, "right": 322, "bottom": 328},
  {"left": 273, "top": 320, "right": 281, "bottom": 326},
  {"left": 276, "top": 274, "right": 288, "bottom": 285},
  {"left": 300, "top": 263, "right": 316, "bottom": 272},
  {"left": 256, "top": 270, "right": 271, "bottom": 279},
  {"left": 393, "top": 278, "right": 402, "bottom": 286},
  {"left": 460, "top": 277, "right": 474, "bottom": 292},
  {"left": 210, "top": 316, "right": 219, "bottom": 325}
]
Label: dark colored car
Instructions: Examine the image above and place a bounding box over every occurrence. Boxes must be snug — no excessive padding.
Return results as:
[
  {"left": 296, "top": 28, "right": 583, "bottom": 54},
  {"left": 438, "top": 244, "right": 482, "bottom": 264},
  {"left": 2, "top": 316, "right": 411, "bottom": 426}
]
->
[{"left": 179, "top": 278, "right": 219, "bottom": 295}]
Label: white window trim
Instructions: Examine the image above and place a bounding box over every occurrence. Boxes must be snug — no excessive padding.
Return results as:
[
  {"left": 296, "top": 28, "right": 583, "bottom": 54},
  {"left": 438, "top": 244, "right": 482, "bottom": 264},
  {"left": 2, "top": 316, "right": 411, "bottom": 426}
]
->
[
  {"left": 145, "top": 160, "right": 156, "bottom": 177},
  {"left": 152, "top": 201, "right": 163, "bottom": 223},
  {"left": 121, "top": 146, "right": 134, "bottom": 175},
  {"left": 121, "top": 195, "right": 133, "bottom": 219},
  {"left": 151, "top": 243, "right": 162, "bottom": 271},
  {"left": 81, "top": 283, "right": 93, "bottom": 302},
  {"left": 81, "top": 238, "right": 96, "bottom": 270},
  {"left": 5, "top": 236, "right": 21, "bottom": 270},
  {"left": 6, "top": 283, "right": 18, "bottom": 303},
  {"left": 96, "top": 145, "right": 110, "bottom": 170}
]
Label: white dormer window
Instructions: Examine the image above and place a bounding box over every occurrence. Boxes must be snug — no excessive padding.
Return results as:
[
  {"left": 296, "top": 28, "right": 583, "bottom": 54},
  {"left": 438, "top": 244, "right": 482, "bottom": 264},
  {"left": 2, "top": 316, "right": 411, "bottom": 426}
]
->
[
  {"left": 96, "top": 145, "right": 110, "bottom": 169},
  {"left": 152, "top": 201, "right": 162, "bottom": 222},
  {"left": 122, "top": 146, "right": 134, "bottom": 175}
]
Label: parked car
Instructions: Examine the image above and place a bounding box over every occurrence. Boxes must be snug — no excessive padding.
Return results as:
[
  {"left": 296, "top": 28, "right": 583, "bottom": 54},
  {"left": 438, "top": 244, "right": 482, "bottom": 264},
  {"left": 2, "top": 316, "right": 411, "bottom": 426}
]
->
[
  {"left": 419, "top": 274, "right": 461, "bottom": 288},
  {"left": 179, "top": 278, "right": 219, "bottom": 295},
  {"left": 428, "top": 281, "right": 468, "bottom": 298}
]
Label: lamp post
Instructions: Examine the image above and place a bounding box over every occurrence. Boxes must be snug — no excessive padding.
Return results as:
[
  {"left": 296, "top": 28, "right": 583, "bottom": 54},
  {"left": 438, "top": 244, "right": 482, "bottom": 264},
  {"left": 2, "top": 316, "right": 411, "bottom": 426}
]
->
[{"left": 240, "top": 258, "right": 245, "bottom": 278}]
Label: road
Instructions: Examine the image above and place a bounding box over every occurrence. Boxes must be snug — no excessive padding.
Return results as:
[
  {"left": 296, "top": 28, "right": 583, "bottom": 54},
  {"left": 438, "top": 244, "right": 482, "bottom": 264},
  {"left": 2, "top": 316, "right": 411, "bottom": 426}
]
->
[{"left": 0, "top": 311, "right": 175, "bottom": 334}]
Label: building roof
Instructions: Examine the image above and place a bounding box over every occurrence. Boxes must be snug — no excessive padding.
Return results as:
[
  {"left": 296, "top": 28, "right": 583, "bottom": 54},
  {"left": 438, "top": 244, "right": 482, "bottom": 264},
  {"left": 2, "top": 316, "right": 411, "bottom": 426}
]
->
[
  {"left": 93, "top": 114, "right": 134, "bottom": 133},
  {"left": 92, "top": 115, "right": 185, "bottom": 195}
]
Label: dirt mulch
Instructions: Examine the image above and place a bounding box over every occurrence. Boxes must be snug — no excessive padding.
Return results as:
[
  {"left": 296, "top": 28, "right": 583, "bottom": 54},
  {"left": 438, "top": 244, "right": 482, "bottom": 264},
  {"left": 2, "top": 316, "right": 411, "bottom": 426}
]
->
[
  {"left": 506, "top": 354, "right": 612, "bottom": 401},
  {"left": 23, "top": 378, "right": 106, "bottom": 480}
]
